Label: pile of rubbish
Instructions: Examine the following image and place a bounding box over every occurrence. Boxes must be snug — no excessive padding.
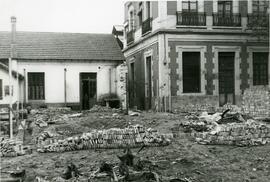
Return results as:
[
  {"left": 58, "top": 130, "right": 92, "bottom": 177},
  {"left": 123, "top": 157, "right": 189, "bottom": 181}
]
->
[
  {"left": 183, "top": 109, "right": 270, "bottom": 146},
  {"left": 88, "top": 105, "right": 122, "bottom": 113},
  {"left": 193, "top": 119, "right": 270, "bottom": 146},
  {"left": 37, "top": 125, "right": 172, "bottom": 153},
  {"left": 30, "top": 107, "right": 81, "bottom": 127},
  {"left": 0, "top": 138, "right": 24, "bottom": 157}
]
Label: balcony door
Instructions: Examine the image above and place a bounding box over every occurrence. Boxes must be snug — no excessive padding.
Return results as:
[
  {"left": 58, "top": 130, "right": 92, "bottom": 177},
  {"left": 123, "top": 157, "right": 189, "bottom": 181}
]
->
[{"left": 218, "top": 1, "right": 232, "bottom": 16}]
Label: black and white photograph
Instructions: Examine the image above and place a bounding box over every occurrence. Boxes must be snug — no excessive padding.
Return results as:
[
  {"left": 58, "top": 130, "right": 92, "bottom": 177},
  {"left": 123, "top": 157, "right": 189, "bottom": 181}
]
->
[{"left": 0, "top": 0, "right": 269, "bottom": 181}]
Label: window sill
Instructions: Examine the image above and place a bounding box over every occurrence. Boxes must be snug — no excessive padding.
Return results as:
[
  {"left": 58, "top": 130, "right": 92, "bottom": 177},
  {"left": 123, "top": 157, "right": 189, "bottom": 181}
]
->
[
  {"left": 28, "top": 100, "right": 45, "bottom": 103},
  {"left": 212, "top": 26, "right": 242, "bottom": 29}
]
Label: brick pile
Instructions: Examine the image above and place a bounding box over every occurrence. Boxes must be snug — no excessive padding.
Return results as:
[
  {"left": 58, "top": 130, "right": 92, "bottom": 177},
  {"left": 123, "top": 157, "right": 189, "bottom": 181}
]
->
[
  {"left": 0, "top": 139, "right": 24, "bottom": 157},
  {"left": 192, "top": 120, "right": 270, "bottom": 146},
  {"left": 37, "top": 125, "right": 172, "bottom": 153},
  {"left": 242, "top": 86, "right": 270, "bottom": 118}
]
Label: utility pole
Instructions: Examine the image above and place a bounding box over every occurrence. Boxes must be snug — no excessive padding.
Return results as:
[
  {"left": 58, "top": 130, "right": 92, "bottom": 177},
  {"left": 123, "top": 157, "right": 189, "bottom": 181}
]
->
[{"left": 9, "top": 16, "right": 17, "bottom": 139}]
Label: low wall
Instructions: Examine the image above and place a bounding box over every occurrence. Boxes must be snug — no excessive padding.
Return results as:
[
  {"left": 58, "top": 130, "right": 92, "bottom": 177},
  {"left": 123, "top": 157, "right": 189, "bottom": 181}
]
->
[
  {"left": 242, "top": 86, "right": 270, "bottom": 117},
  {"left": 172, "top": 95, "right": 219, "bottom": 113}
]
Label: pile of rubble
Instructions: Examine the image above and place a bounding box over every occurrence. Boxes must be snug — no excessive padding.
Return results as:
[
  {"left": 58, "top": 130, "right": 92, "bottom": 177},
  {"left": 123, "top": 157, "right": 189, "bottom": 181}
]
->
[
  {"left": 30, "top": 107, "right": 79, "bottom": 127},
  {"left": 87, "top": 105, "right": 122, "bottom": 113},
  {"left": 183, "top": 110, "right": 270, "bottom": 146},
  {"left": 37, "top": 125, "right": 172, "bottom": 153},
  {"left": 193, "top": 119, "right": 270, "bottom": 146},
  {"left": 0, "top": 138, "right": 24, "bottom": 157}
]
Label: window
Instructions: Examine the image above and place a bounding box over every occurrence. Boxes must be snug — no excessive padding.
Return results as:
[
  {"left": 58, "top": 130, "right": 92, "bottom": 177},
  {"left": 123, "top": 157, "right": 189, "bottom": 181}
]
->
[
  {"left": 252, "top": 0, "right": 269, "bottom": 14},
  {"left": 182, "top": 0, "right": 198, "bottom": 12},
  {"left": 138, "top": 11, "right": 143, "bottom": 26},
  {"left": 129, "top": 11, "right": 134, "bottom": 31},
  {"left": 28, "top": 72, "right": 45, "bottom": 100},
  {"left": 183, "top": 52, "right": 201, "bottom": 93},
  {"left": 218, "top": 1, "right": 232, "bottom": 16},
  {"left": 0, "top": 79, "right": 2, "bottom": 100},
  {"left": 253, "top": 52, "right": 269, "bottom": 85}
]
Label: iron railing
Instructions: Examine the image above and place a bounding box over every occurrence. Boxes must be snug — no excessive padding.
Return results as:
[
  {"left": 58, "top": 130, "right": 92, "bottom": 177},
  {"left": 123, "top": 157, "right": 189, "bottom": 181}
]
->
[
  {"left": 176, "top": 12, "right": 206, "bottom": 26},
  {"left": 213, "top": 13, "right": 241, "bottom": 27},
  {"left": 247, "top": 13, "right": 269, "bottom": 27},
  {"left": 142, "top": 18, "right": 152, "bottom": 35}
]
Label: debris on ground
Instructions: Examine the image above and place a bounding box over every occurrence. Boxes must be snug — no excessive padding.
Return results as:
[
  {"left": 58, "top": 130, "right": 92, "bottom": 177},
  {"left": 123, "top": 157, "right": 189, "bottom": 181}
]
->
[
  {"left": 37, "top": 125, "right": 172, "bottom": 153},
  {"left": 0, "top": 139, "right": 24, "bottom": 157}
]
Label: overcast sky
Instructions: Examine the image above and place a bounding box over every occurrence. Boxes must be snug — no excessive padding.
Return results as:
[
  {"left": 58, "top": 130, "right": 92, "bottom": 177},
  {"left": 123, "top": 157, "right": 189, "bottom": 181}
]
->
[{"left": 0, "top": 0, "right": 126, "bottom": 33}]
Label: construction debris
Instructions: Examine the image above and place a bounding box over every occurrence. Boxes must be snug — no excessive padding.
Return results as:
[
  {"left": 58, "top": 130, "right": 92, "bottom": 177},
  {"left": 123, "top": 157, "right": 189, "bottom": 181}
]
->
[
  {"left": 192, "top": 119, "right": 270, "bottom": 146},
  {"left": 0, "top": 138, "right": 24, "bottom": 157},
  {"left": 37, "top": 125, "right": 172, "bottom": 153}
]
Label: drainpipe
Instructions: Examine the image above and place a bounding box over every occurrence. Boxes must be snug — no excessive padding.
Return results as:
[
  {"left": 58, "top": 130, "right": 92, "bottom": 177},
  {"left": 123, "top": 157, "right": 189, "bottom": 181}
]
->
[
  {"left": 64, "top": 68, "right": 67, "bottom": 106},
  {"left": 109, "top": 68, "right": 112, "bottom": 94},
  {"left": 9, "top": 16, "right": 16, "bottom": 139},
  {"left": 23, "top": 69, "right": 26, "bottom": 104}
]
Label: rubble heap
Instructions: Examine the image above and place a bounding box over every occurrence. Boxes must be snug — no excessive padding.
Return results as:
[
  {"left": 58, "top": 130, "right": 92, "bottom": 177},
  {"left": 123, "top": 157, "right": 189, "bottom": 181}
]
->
[
  {"left": 0, "top": 139, "right": 24, "bottom": 157},
  {"left": 192, "top": 119, "right": 270, "bottom": 146},
  {"left": 87, "top": 105, "right": 121, "bottom": 113},
  {"left": 37, "top": 125, "right": 172, "bottom": 153},
  {"left": 242, "top": 86, "right": 270, "bottom": 118}
]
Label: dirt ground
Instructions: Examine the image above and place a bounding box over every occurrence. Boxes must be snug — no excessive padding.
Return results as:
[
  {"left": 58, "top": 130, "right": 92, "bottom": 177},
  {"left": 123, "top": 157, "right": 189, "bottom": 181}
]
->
[{"left": 1, "top": 109, "right": 270, "bottom": 182}]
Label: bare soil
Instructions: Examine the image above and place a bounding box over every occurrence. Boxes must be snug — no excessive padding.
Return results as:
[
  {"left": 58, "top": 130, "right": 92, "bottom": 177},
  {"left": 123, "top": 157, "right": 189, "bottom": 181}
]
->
[{"left": 1, "top": 110, "right": 270, "bottom": 182}]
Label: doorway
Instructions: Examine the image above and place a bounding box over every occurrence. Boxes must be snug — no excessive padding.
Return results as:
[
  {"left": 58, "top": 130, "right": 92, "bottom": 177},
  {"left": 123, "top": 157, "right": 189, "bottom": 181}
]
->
[
  {"left": 218, "top": 52, "right": 235, "bottom": 106},
  {"left": 145, "top": 56, "right": 152, "bottom": 110},
  {"left": 80, "top": 73, "right": 97, "bottom": 110}
]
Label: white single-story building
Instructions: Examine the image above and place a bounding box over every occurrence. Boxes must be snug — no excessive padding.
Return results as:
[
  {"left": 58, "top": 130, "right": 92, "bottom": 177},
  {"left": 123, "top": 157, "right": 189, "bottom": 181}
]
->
[{"left": 0, "top": 31, "right": 126, "bottom": 110}]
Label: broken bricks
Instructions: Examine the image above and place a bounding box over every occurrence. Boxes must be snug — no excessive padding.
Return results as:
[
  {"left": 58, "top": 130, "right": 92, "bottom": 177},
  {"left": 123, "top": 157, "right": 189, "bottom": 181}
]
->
[{"left": 37, "top": 125, "right": 172, "bottom": 153}]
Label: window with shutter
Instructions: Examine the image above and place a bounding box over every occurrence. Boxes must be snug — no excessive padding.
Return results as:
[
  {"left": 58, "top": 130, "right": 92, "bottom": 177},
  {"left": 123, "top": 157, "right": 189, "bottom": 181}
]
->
[{"left": 28, "top": 72, "right": 45, "bottom": 100}]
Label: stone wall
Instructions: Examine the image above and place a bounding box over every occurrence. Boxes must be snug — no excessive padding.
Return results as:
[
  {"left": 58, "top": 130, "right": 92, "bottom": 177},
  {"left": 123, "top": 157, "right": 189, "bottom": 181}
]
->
[
  {"left": 171, "top": 95, "right": 219, "bottom": 113},
  {"left": 242, "top": 86, "right": 270, "bottom": 118},
  {"left": 116, "top": 63, "right": 128, "bottom": 109}
]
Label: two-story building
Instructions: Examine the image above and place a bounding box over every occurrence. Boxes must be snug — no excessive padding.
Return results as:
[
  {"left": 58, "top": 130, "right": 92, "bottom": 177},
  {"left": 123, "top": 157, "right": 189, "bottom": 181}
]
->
[{"left": 123, "top": 0, "right": 269, "bottom": 111}]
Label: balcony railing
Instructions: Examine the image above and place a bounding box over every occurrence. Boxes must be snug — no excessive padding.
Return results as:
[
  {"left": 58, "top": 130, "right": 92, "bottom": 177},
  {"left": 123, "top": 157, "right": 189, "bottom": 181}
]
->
[
  {"left": 142, "top": 18, "right": 152, "bottom": 35},
  {"left": 213, "top": 13, "right": 241, "bottom": 27},
  {"left": 176, "top": 12, "right": 206, "bottom": 26},
  {"left": 126, "top": 30, "right": 134, "bottom": 45},
  {"left": 247, "top": 13, "right": 269, "bottom": 27}
]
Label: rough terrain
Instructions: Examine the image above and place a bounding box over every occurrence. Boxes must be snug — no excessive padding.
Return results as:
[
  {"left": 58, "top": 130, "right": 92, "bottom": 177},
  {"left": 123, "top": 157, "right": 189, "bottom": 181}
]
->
[{"left": 1, "top": 107, "right": 270, "bottom": 182}]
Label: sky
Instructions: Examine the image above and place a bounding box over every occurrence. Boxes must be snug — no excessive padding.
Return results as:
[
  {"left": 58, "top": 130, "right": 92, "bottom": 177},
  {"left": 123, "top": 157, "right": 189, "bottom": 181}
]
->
[{"left": 0, "top": 0, "right": 126, "bottom": 33}]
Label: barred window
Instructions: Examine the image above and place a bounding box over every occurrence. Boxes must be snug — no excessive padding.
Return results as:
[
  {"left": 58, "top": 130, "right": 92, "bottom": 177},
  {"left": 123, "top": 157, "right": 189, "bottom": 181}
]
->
[{"left": 28, "top": 72, "right": 45, "bottom": 100}]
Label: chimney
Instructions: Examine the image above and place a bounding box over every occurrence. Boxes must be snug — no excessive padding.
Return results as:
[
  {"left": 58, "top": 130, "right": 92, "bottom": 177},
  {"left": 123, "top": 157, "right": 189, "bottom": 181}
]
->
[{"left": 10, "top": 16, "right": 17, "bottom": 58}]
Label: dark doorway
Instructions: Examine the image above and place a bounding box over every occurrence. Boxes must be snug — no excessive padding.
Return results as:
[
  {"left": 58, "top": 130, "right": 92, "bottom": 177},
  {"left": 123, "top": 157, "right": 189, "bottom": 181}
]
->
[
  {"left": 145, "top": 56, "right": 152, "bottom": 110},
  {"left": 80, "top": 73, "right": 97, "bottom": 110},
  {"left": 218, "top": 52, "right": 235, "bottom": 106}
]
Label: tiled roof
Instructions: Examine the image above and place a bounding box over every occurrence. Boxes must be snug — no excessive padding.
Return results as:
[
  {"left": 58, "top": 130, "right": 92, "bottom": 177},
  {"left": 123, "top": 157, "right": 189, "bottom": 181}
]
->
[{"left": 0, "top": 31, "right": 124, "bottom": 61}]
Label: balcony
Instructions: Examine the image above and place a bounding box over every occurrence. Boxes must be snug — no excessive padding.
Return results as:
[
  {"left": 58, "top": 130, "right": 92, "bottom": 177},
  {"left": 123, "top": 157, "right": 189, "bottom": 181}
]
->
[
  {"left": 247, "top": 13, "right": 269, "bottom": 27},
  {"left": 213, "top": 13, "right": 241, "bottom": 27},
  {"left": 142, "top": 18, "right": 152, "bottom": 35},
  {"left": 176, "top": 12, "right": 206, "bottom": 26},
  {"left": 126, "top": 30, "right": 134, "bottom": 45}
]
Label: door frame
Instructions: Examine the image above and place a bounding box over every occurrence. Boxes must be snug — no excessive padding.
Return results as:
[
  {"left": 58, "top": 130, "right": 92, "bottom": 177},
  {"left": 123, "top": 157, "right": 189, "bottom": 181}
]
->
[
  {"left": 144, "top": 50, "right": 153, "bottom": 110},
  {"left": 79, "top": 72, "right": 97, "bottom": 110},
  {"left": 218, "top": 52, "right": 235, "bottom": 106},
  {"left": 212, "top": 46, "right": 241, "bottom": 98}
]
